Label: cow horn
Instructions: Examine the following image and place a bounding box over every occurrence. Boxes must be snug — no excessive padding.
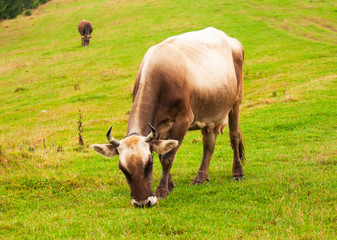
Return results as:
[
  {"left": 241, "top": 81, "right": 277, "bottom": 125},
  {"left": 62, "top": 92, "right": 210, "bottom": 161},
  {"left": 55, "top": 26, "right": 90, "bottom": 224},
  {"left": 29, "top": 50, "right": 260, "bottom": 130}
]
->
[
  {"left": 145, "top": 122, "right": 156, "bottom": 143},
  {"left": 106, "top": 126, "right": 120, "bottom": 147}
]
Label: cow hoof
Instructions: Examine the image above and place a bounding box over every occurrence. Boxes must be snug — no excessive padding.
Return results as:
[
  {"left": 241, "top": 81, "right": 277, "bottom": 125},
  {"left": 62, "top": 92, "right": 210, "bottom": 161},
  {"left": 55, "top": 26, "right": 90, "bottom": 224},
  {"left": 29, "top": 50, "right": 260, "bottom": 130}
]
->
[
  {"left": 232, "top": 175, "right": 244, "bottom": 181},
  {"left": 191, "top": 177, "right": 209, "bottom": 185},
  {"left": 155, "top": 188, "right": 168, "bottom": 199}
]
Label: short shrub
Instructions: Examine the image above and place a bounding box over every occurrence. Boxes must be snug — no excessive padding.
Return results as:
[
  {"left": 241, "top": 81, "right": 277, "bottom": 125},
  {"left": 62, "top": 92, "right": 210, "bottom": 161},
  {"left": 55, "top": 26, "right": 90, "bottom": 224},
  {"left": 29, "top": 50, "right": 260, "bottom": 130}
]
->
[{"left": 24, "top": 10, "right": 32, "bottom": 16}]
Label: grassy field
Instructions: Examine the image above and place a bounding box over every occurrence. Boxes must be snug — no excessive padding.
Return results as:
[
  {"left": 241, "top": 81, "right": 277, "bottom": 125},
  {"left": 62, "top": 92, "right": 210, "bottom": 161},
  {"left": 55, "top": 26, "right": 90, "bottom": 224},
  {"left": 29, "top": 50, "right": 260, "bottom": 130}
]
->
[{"left": 0, "top": 0, "right": 336, "bottom": 238}]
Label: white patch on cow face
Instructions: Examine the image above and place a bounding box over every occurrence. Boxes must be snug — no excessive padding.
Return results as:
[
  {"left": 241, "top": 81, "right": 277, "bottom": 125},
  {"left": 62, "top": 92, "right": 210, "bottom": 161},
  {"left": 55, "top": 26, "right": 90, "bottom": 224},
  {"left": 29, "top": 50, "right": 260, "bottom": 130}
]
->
[{"left": 117, "top": 135, "right": 151, "bottom": 172}]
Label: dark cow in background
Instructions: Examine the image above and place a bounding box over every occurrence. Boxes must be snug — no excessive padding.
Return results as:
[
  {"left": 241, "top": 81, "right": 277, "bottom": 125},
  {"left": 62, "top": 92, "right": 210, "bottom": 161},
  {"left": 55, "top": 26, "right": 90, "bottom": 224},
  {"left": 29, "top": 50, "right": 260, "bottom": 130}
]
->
[
  {"left": 78, "top": 20, "right": 93, "bottom": 46},
  {"left": 92, "top": 27, "right": 245, "bottom": 207}
]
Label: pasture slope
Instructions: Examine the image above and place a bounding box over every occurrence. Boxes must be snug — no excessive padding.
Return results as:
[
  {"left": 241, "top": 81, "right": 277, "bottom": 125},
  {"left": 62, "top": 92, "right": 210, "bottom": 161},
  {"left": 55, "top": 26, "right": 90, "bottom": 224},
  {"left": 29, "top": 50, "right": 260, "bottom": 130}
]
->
[{"left": 0, "top": 0, "right": 336, "bottom": 239}]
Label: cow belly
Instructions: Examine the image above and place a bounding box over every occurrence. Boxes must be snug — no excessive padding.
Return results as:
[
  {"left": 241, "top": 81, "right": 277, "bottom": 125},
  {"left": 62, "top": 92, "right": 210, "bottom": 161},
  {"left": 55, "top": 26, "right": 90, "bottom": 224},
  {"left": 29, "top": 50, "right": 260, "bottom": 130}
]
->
[
  {"left": 189, "top": 106, "right": 230, "bottom": 128},
  {"left": 188, "top": 115, "right": 229, "bottom": 134},
  {"left": 188, "top": 84, "right": 236, "bottom": 132}
]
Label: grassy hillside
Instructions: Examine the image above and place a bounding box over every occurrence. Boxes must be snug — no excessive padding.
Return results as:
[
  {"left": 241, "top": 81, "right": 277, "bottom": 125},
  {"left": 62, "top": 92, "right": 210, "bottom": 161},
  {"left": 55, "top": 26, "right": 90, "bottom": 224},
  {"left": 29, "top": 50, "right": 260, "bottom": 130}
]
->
[{"left": 1, "top": 0, "right": 336, "bottom": 238}]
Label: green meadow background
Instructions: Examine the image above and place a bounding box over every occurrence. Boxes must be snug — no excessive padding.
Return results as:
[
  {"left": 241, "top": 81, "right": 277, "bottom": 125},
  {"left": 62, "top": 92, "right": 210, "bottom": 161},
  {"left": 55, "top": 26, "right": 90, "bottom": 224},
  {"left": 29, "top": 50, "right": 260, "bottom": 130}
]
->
[{"left": 0, "top": 0, "right": 336, "bottom": 239}]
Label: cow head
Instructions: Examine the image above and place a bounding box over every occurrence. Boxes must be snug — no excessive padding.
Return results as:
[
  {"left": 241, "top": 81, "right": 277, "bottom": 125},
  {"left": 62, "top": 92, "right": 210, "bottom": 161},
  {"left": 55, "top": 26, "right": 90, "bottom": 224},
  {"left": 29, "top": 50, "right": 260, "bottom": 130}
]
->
[
  {"left": 81, "top": 35, "right": 92, "bottom": 46},
  {"left": 91, "top": 124, "right": 178, "bottom": 207}
]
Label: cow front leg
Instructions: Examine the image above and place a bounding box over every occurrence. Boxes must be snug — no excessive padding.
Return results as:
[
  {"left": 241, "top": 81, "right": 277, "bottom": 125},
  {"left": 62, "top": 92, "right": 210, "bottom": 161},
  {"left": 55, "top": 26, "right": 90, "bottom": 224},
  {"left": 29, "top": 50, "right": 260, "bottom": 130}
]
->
[
  {"left": 155, "top": 151, "right": 177, "bottom": 198},
  {"left": 228, "top": 103, "right": 245, "bottom": 181},
  {"left": 155, "top": 119, "right": 190, "bottom": 198},
  {"left": 168, "top": 172, "right": 175, "bottom": 192},
  {"left": 192, "top": 127, "right": 218, "bottom": 185}
]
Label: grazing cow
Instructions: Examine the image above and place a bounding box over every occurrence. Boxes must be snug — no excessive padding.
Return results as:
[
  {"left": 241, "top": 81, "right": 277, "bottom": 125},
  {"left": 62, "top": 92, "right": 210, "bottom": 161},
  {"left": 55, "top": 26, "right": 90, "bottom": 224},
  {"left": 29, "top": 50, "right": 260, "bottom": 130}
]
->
[
  {"left": 92, "top": 27, "right": 245, "bottom": 207},
  {"left": 78, "top": 20, "right": 93, "bottom": 46}
]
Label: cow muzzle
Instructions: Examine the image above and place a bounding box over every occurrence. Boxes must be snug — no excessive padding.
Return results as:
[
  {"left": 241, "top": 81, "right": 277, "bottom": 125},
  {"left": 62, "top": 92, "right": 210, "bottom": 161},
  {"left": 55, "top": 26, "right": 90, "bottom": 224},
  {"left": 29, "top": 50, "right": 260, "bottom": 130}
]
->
[{"left": 131, "top": 196, "right": 157, "bottom": 208}]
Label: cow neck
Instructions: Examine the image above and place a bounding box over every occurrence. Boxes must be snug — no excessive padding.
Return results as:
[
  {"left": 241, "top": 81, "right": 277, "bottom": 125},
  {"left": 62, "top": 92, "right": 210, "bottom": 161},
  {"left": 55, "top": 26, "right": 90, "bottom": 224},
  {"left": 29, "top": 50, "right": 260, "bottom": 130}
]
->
[
  {"left": 85, "top": 25, "right": 90, "bottom": 35},
  {"left": 126, "top": 79, "right": 159, "bottom": 137}
]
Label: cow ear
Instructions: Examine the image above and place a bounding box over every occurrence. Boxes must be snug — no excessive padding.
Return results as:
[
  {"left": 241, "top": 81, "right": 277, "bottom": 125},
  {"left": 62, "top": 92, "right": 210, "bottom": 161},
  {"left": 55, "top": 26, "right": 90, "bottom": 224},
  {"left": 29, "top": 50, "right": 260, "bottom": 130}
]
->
[
  {"left": 91, "top": 144, "right": 118, "bottom": 158},
  {"left": 150, "top": 140, "right": 179, "bottom": 154}
]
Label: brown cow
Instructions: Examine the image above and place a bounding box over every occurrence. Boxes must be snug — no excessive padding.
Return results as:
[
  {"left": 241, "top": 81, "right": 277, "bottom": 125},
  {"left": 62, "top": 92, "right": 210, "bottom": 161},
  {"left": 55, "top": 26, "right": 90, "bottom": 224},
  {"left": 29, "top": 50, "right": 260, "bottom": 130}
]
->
[
  {"left": 92, "top": 27, "right": 245, "bottom": 207},
  {"left": 78, "top": 20, "right": 93, "bottom": 46}
]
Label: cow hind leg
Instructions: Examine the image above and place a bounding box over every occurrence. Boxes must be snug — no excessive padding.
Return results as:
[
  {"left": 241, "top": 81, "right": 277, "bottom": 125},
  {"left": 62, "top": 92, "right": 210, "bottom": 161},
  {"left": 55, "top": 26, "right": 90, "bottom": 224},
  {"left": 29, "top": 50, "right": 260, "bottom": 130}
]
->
[
  {"left": 228, "top": 102, "right": 245, "bottom": 181},
  {"left": 192, "top": 127, "right": 218, "bottom": 185}
]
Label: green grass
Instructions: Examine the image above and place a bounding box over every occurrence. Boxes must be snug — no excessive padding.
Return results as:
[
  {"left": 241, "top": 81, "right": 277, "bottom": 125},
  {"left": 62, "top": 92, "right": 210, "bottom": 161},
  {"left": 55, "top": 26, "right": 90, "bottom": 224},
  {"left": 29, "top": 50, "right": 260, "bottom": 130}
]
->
[{"left": 1, "top": 0, "right": 336, "bottom": 238}]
